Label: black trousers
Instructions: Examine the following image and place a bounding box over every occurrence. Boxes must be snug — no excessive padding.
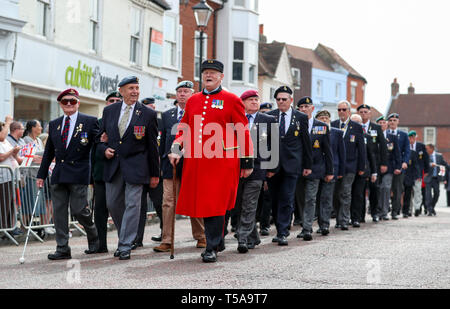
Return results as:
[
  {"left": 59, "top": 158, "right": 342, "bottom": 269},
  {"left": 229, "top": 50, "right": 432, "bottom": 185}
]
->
[
  {"left": 94, "top": 181, "right": 108, "bottom": 250},
  {"left": 351, "top": 175, "right": 367, "bottom": 223},
  {"left": 135, "top": 177, "right": 163, "bottom": 244},
  {"left": 368, "top": 176, "right": 381, "bottom": 218},
  {"left": 391, "top": 173, "right": 405, "bottom": 216},
  {"left": 256, "top": 183, "right": 272, "bottom": 229},
  {"left": 447, "top": 190, "right": 450, "bottom": 207},
  {"left": 294, "top": 176, "right": 306, "bottom": 224},
  {"left": 425, "top": 178, "right": 440, "bottom": 213},
  {"left": 204, "top": 216, "right": 225, "bottom": 252},
  {"left": 403, "top": 185, "right": 413, "bottom": 215}
]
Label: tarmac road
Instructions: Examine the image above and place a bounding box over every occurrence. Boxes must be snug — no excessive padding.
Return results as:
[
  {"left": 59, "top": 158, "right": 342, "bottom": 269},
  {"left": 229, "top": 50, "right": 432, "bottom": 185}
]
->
[{"left": 1, "top": 186, "right": 450, "bottom": 289}]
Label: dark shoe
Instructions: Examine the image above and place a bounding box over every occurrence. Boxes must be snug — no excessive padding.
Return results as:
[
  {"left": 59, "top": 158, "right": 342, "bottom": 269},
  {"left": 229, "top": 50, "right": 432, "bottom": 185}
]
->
[
  {"left": 217, "top": 241, "right": 226, "bottom": 253},
  {"left": 260, "top": 228, "right": 270, "bottom": 236},
  {"left": 231, "top": 227, "right": 236, "bottom": 233},
  {"left": 272, "top": 236, "right": 281, "bottom": 243},
  {"left": 341, "top": 225, "right": 349, "bottom": 231},
  {"left": 382, "top": 216, "right": 390, "bottom": 221},
  {"left": 403, "top": 214, "right": 409, "bottom": 218},
  {"left": 335, "top": 224, "right": 342, "bottom": 229},
  {"left": 303, "top": 232, "right": 312, "bottom": 241},
  {"left": 202, "top": 250, "right": 217, "bottom": 263},
  {"left": 372, "top": 217, "right": 380, "bottom": 222},
  {"left": 96, "top": 247, "right": 108, "bottom": 253},
  {"left": 352, "top": 221, "right": 360, "bottom": 228},
  {"left": 392, "top": 215, "right": 399, "bottom": 220},
  {"left": 427, "top": 213, "right": 433, "bottom": 217},
  {"left": 316, "top": 228, "right": 322, "bottom": 234},
  {"left": 154, "top": 243, "right": 171, "bottom": 252},
  {"left": 113, "top": 249, "right": 121, "bottom": 257},
  {"left": 233, "top": 233, "right": 238, "bottom": 239},
  {"left": 297, "top": 231, "right": 305, "bottom": 238},
  {"left": 237, "top": 243, "right": 248, "bottom": 253},
  {"left": 131, "top": 242, "right": 143, "bottom": 250},
  {"left": 119, "top": 251, "right": 131, "bottom": 260},
  {"left": 360, "top": 219, "right": 366, "bottom": 223},
  {"left": 278, "top": 236, "right": 288, "bottom": 246},
  {"left": 84, "top": 239, "right": 100, "bottom": 254},
  {"left": 293, "top": 219, "right": 302, "bottom": 226},
  {"left": 48, "top": 251, "right": 71, "bottom": 260},
  {"left": 151, "top": 234, "right": 162, "bottom": 242},
  {"left": 321, "top": 228, "right": 330, "bottom": 236},
  {"left": 414, "top": 210, "right": 420, "bottom": 217},
  {"left": 247, "top": 240, "right": 261, "bottom": 249}
]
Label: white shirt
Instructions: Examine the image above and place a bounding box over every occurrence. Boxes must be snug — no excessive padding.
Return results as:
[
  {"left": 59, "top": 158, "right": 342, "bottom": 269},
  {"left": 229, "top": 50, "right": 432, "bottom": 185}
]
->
[
  {"left": 118, "top": 102, "right": 136, "bottom": 130},
  {"left": 246, "top": 112, "right": 257, "bottom": 129},
  {"left": 279, "top": 108, "right": 292, "bottom": 135},
  {"left": 61, "top": 111, "right": 79, "bottom": 148},
  {"left": 308, "top": 117, "right": 314, "bottom": 134},
  {"left": 0, "top": 140, "right": 19, "bottom": 183},
  {"left": 390, "top": 129, "right": 398, "bottom": 135},
  {"left": 410, "top": 142, "right": 416, "bottom": 151},
  {"left": 362, "top": 121, "right": 370, "bottom": 134}
]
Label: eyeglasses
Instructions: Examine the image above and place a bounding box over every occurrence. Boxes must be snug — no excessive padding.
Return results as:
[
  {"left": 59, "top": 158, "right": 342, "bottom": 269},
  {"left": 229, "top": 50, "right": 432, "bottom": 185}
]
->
[
  {"left": 108, "top": 98, "right": 122, "bottom": 103},
  {"left": 359, "top": 110, "right": 369, "bottom": 114},
  {"left": 60, "top": 99, "right": 79, "bottom": 106},
  {"left": 276, "top": 98, "right": 289, "bottom": 102},
  {"left": 338, "top": 108, "right": 348, "bottom": 112}
]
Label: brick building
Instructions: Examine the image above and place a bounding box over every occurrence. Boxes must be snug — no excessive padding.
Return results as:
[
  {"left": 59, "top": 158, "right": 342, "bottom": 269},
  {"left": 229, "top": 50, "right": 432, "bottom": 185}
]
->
[{"left": 387, "top": 78, "right": 450, "bottom": 162}]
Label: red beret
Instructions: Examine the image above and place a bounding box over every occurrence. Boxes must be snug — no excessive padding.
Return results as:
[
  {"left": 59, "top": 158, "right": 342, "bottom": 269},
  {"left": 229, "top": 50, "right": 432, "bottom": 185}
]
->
[
  {"left": 57, "top": 88, "right": 79, "bottom": 101},
  {"left": 240, "top": 90, "right": 259, "bottom": 101}
]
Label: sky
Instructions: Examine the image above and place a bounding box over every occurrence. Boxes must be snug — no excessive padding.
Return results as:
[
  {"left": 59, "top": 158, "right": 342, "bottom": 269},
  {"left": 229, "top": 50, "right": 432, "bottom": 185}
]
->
[{"left": 258, "top": 0, "right": 450, "bottom": 114}]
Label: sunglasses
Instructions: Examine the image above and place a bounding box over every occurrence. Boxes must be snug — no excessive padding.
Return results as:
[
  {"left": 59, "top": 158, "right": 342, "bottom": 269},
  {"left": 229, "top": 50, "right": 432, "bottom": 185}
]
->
[
  {"left": 60, "top": 98, "right": 79, "bottom": 106},
  {"left": 108, "top": 98, "right": 122, "bottom": 103},
  {"left": 276, "top": 98, "right": 289, "bottom": 102},
  {"left": 338, "top": 108, "right": 348, "bottom": 112}
]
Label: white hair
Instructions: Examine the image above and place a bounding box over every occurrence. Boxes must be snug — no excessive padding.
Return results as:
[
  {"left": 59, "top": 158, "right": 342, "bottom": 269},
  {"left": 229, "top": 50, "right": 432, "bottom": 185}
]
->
[
  {"left": 338, "top": 100, "right": 351, "bottom": 110},
  {"left": 350, "top": 114, "right": 362, "bottom": 124}
]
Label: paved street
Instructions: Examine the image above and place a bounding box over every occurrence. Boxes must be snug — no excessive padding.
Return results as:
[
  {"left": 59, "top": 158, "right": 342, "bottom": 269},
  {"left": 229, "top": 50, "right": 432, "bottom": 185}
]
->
[{"left": 1, "top": 186, "right": 450, "bottom": 289}]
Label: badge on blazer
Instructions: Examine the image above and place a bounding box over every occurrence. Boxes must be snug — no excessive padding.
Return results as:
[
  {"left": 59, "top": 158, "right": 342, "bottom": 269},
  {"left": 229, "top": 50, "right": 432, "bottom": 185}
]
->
[
  {"left": 80, "top": 132, "right": 89, "bottom": 146},
  {"left": 295, "top": 131, "right": 299, "bottom": 137},
  {"left": 212, "top": 99, "right": 224, "bottom": 109},
  {"left": 135, "top": 109, "right": 142, "bottom": 116},
  {"left": 350, "top": 135, "right": 355, "bottom": 143},
  {"left": 73, "top": 123, "right": 83, "bottom": 137},
  {"left": 313, "top": 140, "right": 320, "bottom": 148},
  {"left": 370, "top": 130, "right": 377, "bottom": 137},
  {"left": 313, "top": 126, "right": 326, "bottom": 135},
  {"left": 419, "top": 151, "right": 423, "bottom": 159},
  {"left": 134, "top": 126, "right": 145, "bottom": 140},
  {"left": 387, "top": 142, "right": 394, "bottom": 151}
]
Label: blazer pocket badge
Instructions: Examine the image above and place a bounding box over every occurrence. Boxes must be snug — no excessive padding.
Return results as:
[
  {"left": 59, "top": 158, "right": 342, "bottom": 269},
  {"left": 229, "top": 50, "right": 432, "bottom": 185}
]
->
[
  {"left": 350, "top": 135, "right": 355, "bottom": 143},
  {"left": 295, "top": 130, "right": 299, "bottom": 137},
  {"left": 134, "top": 126, "right": 145, "bottom": 140},
  {"left": 313, "top": 140, "right": 320, "bottom": 149},
  {"left": 73, "top": 123, "right": 83, "bottom": 137},
  {"left": 80, "top": 132, "right": 89, "bottom": 146}
]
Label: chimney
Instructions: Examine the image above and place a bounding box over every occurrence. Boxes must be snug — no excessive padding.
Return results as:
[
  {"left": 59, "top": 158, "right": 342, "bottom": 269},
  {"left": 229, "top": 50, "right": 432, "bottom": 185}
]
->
[
  {"left": 259, "top": 24, "right": 267, "bottom": 43},
  {"left": 408, "top": 83, "right": 415, "bottom": 95},
  {"left": 391, "top": 78, "right": 400, "bottom": 97},
  {"left": 259, "top": 24, "right": 264, "bottom": 35}
]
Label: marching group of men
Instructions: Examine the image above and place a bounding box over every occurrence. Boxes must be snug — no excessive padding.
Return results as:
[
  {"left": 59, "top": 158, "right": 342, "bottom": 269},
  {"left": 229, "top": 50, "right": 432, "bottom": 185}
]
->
[{"left": 35, "top": 59, "right": 447, "bottom": 263}]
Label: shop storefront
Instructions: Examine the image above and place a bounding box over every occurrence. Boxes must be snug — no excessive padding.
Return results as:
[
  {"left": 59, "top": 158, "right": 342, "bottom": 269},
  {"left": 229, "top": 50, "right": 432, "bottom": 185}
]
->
[{"left": 11, "top": 34, "right": 169, "bottom": 129}]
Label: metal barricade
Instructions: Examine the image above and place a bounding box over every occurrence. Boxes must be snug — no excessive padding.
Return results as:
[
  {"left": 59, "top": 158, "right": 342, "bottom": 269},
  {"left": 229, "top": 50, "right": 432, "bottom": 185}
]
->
[{"left": 0, "top": 166, "right": 19, "bottom": 245}]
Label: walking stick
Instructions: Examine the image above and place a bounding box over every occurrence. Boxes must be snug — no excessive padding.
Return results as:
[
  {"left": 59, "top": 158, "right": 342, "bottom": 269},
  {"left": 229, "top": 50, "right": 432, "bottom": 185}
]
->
[
  {"left": 170, "top": 165, "right": 177, "bottom": 259},
  {"left": 19, "top": 189, "right": 41, "bottom": 264}
]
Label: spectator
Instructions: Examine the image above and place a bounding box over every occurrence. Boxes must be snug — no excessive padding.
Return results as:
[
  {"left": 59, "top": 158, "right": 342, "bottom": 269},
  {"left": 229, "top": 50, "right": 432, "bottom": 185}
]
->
[
  {"left": 6, "top": 121, "right": 26, "bottom": 148},
  {"left": 0, "top": 116, "right": 22, "bottom": 230}
]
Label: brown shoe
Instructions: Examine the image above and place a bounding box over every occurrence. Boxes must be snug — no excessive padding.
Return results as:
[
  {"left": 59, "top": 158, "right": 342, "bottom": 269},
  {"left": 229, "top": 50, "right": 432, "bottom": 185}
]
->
[
  {"left": 196, "top": 239, "right": 207, "bottom": 248},
  {"left": 153, "top": 243, "right": 171, "bottom": 252}
]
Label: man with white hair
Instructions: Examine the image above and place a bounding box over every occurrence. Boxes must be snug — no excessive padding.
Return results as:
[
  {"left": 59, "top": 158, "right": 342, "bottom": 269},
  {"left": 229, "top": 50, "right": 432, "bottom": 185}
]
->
[{"left": 330, "top": 101, "right": 366, "bottom": 230}]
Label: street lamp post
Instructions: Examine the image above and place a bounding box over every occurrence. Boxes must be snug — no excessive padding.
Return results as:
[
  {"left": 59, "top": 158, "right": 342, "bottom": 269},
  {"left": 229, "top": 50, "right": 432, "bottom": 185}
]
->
[{"left": 192, "top": 0, "right": 214, "bottom": 91}]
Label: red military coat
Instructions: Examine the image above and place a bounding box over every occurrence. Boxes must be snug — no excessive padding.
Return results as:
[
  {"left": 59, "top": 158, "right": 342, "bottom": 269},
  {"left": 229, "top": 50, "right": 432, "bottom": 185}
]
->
[{"left": 173, "top": 87, "right": 253, "bottom": 218}]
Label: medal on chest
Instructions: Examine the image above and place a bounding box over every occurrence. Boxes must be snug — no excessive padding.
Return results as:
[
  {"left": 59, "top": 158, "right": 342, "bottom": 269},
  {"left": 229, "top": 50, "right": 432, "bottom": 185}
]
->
[
  {"left": 212, "top": 99, "right": 224, "bottom": 109},
  {"left": 80, "top": 132, "right": 89, "bottom": 146},
  {"left": 134, "top": 126, "right": 145, "bottom": 140}
]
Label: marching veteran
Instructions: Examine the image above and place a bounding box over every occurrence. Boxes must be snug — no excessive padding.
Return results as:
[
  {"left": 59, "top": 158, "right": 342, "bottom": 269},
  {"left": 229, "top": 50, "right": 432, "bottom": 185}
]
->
[{"left": 169, "top": 60, "right": 254, "bottom": 263}]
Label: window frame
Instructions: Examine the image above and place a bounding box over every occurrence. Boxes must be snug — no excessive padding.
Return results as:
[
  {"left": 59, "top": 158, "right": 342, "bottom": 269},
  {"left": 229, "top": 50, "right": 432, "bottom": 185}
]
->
[
  {"left": 130, "top": 6, "right": 143, "bottom": 65},
  {"left": 36, "top": 0, "right": 50, "bottom": 38},
  {"left": 424, "top": 127, "right": 436, "bottom": 146},
  {"left": 163, "top": 13, "right": 178, "bottom": 69},
  {"left": 292, "top": 68, "right": 301, "bottom": 89},
  {"left": 316, "top": 79, "right": 323, "bottom": 97},
  {"left": 232, "top": 40, "right": 245, "bottom": 82},
  {"left": 89, "top": 0, "right": 100, "bottom": 53}
]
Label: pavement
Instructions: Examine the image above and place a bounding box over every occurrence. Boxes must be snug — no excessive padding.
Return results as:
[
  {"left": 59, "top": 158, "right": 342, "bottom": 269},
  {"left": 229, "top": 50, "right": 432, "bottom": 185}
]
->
[{"left": 1, "top": 185, "right": 450, "bottom": 289}]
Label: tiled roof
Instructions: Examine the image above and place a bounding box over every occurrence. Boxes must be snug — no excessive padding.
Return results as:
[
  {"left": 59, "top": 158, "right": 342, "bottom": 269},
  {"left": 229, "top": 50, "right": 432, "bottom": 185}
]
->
[
  {"left": 259, "top": 42, "right": 285, "bottom": 76},
  {"left": 286, "top": 44, "right": 333, "bottom": 72}
]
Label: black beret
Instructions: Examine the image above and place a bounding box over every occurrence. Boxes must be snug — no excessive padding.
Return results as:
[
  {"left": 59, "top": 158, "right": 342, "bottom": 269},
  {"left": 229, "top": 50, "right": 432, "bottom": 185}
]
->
[
  {"left": 387, "top": 113, "right": 400, "bottom": 120},
  {"left": 260, "top": 102, "right": 273, "bottom": 110},
  {"left": 274, "top": 86, "right": 293, "bottom": 99},
  {"left": 105, "top": 91, "right": 122, "bottom": 101},
  {"left": 315, "top": 110, "right": 331, "bottom": 118},
  {"left": 118, "top": 76, "right": 139, "bottom": 87},
  {"left": 141, "top": 97, "right": 155, "bottom": 105},
  {"left": 357, "top": 104, "right": 371, "bottom": 111},
  {"left": 201, "top": 59, "right": 224, "bottom": 73},
  {"left": 297, "top": 96, "right": 313, "bottom": 106},
  {"left": 57, "top": 88, "right": 79, "bottom": 101}
]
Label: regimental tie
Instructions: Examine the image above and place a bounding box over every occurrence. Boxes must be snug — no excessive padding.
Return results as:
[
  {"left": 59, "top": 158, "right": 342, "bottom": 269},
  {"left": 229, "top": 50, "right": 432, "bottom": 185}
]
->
[
  {"left": 119, "top": 105, "right": 132, "bottom": 138},
  {"left": 280, "top": 112, "right": 286, "bottom": 137},
  {"left": 177, "top": 109, "right": 184, "bottom": 123},
  {"left": 340, "top": 122, "right": 345, "bottom": 130},
  {"left": 61, "top": 115, "right": 71, "bottom": 148},
  {"left": 246, "top": 114, "right": 252, "bottom": 129}
]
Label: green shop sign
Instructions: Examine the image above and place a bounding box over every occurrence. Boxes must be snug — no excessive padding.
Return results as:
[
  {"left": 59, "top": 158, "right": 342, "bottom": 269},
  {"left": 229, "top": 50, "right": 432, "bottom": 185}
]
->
[{"left": 65, "top": 60, "right": 120, "bottom": 95}]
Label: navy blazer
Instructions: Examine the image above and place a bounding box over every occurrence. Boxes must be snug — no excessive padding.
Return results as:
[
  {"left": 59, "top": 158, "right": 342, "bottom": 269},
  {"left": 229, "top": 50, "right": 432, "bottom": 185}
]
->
[
  {"left": 425, "top": 152, "right": 447, "bottom": 183},
  {"left": 160, "top": 107, "right": 183, "bottom": 180},
  {"left": 413, "top": 142, "right": 430, "bottom": 175},
  {"left": 96, "top": 101, "right": 160, "bottom": 184},
  {"left": 331, "top": 119, "right": 366, "bottom": 175},
  {"left": 37, "top": 113, "right": 99, "bottom": 185},
  {"left": 329, "top": 127, "right": 346, "bottom": 178},
  {"left": 384, "top": 132, "right": 402, "bottom": 174},
  {"left": 306, "top": 119, "right": 333, "bottom": 180},
  {"left": 361, "top": 131, "right": 377, "bottom": 178},
  {"left": 267, "top": 108, "right": 312, "bottom": 176},
  {"left": 404, "top": 150, "right": 421, "bottom": 186},
  {"left": 390, "top": 129, "right": 410, "bottom": 165},
  {"left": 246, "top": 112, "right": 278, "bottom": 181},
  {"left": 365, "top": 122, "right": 388, "bottom": 169}
]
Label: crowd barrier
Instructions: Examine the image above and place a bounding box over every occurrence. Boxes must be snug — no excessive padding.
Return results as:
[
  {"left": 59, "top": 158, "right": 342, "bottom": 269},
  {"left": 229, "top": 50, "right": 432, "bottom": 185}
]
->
[{"left": 0, "top": 165, "right": 157, "bottom": 245}]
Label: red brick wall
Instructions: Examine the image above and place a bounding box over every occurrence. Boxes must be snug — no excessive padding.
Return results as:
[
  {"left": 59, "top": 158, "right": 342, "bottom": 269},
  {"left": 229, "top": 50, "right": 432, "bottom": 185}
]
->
[
  {"left": 179, "top": 0, "right": 221, "bottom": 92},
  {"left": 347, "top": 76, "right": 365, "bottom": 109}
]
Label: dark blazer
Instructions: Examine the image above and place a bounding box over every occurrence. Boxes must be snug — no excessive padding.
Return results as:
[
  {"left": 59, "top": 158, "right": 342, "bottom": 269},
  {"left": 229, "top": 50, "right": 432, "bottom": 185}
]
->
[
  {"left": 414, "top": 142, "right": 430, "bottom": 175},
  {"left": 425, "top": 152, "right": 447, "bottom": 183},
  {"left": 37, "top": 112, "right": 99, "bottom": 185},
  {"left": 96, "top": 101, "right": 160, "bottom": 184},
  {"left": 361, "top": 131, "right": 377, "bottom": 178},
  {"left": 384, "top": 132, "right": 402, "bottom": 174},
  {"left": 267, "top": 108, "right": 312, "bottom": 176},
  {"left": 246, "top": 112, "right": 277, "bottom": 181},
  {"left": 160, "top": 107, "right": 183, "bottom": 179},
  {"left": 390, "top": 129, "right": 410, "bottom": 165},
  {"left": 306, "top": 119, "right": 333, "bottom": 180},
  {"left": 331, "top": 119, "right": 366, "bottom": 175},
  {"left": 365, "top": 122, "right": 388, "bottom": 169},
  {"left": 404, "top": 150, "right": 421, "bottom": 186},
  {"left": 329, "top": 127, "right": 346, "bottom": 178},
  {"left": 91, "top": 118, "right": 105, "bottom": 183}
]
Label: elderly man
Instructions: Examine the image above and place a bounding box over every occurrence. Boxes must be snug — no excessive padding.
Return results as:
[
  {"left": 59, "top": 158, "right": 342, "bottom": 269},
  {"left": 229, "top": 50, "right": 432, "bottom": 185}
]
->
[
  {"left": 330, "top": 101, "right": 365, "bottom": 230},
  {"left": 169, "top": 60, "right": 254, "bottom": 263},
  {"left": 424, "top": 144, "right": 447, "bottom": 216},
  {"left": 37, "top": 88, "right": 100, "bottom": 260},
  {"left": 154, "top": 80, "right": 206, "bottom": 253},
  {"left": 97, "top": 76, "right": 160, "bottom": 260},
  {"left": 267, "top": 87, "right": 312, "bottom": 246}
]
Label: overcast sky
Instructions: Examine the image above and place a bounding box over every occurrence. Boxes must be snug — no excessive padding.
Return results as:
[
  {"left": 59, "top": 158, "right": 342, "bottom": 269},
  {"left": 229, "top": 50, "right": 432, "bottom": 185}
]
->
[{"left": 258, "top": 0, "right": 450, "bottom": 114}]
